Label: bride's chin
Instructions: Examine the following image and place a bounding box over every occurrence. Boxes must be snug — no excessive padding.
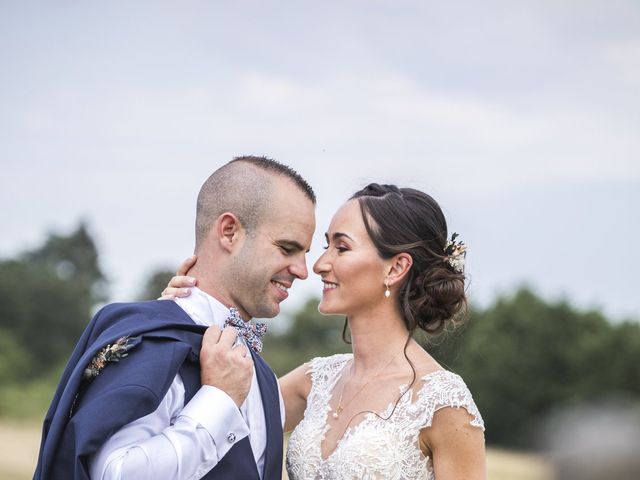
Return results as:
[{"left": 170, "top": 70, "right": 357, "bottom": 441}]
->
[
  {"left": 317, "top": 303, "right": 348, "bottom": 317},
  {"left": 317, "top": 302, "right": 336, "bottom": 315}
]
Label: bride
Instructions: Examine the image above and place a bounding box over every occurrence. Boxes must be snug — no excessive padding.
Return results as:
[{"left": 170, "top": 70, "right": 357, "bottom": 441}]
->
[{"left": 165, "top": 183, "right": 486, "bottom": 479}]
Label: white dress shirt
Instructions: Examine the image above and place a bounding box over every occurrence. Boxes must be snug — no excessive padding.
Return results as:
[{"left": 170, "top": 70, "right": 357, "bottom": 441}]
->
[{"left": 89, "top": 288, "right": 284, "bottom": 480}]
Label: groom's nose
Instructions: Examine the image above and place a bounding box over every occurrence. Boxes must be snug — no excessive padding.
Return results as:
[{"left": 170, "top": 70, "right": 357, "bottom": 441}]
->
[{"left": 289, "top": 254, "right": 309, "bottom": 280}]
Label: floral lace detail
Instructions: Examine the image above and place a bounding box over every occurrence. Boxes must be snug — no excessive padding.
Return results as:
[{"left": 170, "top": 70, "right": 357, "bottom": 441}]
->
[{"left": 286, "top": 354, "right": 484, "bottom": 480}]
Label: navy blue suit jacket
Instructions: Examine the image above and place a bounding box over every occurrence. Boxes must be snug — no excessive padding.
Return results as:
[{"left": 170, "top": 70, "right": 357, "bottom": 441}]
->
[{"left": 33, "top": 300, "right": 283, "bottom": 480}]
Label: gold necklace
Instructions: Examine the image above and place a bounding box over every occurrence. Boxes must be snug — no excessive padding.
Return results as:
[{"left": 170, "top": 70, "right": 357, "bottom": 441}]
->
[{"left": 332, "top": 351, "right": 402, "bottom": 420}]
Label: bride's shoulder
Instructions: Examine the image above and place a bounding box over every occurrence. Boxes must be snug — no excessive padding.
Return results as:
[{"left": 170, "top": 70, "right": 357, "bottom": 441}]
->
[
  {"left": 305, "top": 353, "right": 352, "bottom": 382},
  {"left": 407, "top": 345, "right": 477, "bottom": 403},
  {"left": 414, "top": 368, "right": 484, "bottom": 430},
  {"left": 307, "top": 352, "right": 352, "bottom": 372},
  {"left": 418, "top": 369, "right": 472, "bottom": 397}
]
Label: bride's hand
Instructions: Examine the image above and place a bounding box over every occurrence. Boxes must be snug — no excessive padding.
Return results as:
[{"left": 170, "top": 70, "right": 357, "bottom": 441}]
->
[{"left": 159, "top": 255, "right": 198, "bottom": 299}]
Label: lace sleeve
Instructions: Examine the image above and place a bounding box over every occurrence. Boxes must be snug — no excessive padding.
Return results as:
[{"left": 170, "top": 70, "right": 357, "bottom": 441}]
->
[
  {"left": 415, "top": 370, "right": 484, "bottom": 431},
  {"left": 306, "top": 354, "right": 352, "bottom": 385}
]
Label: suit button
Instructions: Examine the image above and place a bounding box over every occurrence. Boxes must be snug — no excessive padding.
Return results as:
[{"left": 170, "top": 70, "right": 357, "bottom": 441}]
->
[{"left": 227, "top": 432, "right": 236, "bottom": 443}]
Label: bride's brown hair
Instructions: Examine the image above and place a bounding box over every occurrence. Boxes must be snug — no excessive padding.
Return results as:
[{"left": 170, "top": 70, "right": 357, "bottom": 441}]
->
[
  {"left": 339, "top": 183, "right": 468, "bottom": 426},
  {"left": 350, "top": 183, "right": 467, "bottom": 335}
]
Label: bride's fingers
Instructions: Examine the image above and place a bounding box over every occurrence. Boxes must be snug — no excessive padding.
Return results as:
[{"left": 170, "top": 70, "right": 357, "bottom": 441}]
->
[
  {"left": 168, "top": 275, "right": 196, "bottom": 288},
  {"left": 158, "top": 256, "right": 198, "bottom": 300},
  {"left": 158, "top": 289, "right": 176, "bottom": 300},
  {"left": 176, "top": 255, "right": 197, "bottom": 276},
  {"left": 159, "top": 273, "right": 197, "bottom": 300},
  {"left": 159, "top": 285, "right": 192, "bottom": 300}
]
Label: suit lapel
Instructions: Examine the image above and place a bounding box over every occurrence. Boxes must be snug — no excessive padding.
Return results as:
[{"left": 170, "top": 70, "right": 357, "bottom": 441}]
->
[{"left": 251, "top": 349, "right": 283, "bottom": 480}]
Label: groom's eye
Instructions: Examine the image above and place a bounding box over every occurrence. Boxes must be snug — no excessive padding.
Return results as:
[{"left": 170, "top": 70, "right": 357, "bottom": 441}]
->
[
  {"left": 278, "top": 244, "right": 294, "bottom": 255},
  {"left": 275, "top": 240, "right": 305, "bottom": 255}
]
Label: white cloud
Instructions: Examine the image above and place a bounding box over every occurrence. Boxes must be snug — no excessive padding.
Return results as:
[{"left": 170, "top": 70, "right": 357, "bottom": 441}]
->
[
  {"left": 603, "top": 38, "right": 640, "bottom": 85},
  {"left": 2, "top": 0, "right": 640, "bottom": 319}
]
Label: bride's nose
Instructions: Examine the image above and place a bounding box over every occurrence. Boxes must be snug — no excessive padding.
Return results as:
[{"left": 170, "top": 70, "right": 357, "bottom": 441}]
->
[{"left": 313, "top": 250, "right": 331, "bottom": 275}]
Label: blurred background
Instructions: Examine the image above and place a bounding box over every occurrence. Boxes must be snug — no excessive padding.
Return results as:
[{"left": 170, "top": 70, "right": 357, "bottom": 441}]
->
[{"left": 1, "top": 1, "right": 639, "bottom": 478}]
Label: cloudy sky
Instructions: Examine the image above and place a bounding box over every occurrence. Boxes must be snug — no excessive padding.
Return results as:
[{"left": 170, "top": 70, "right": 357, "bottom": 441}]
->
[{"left": 1, "top": 1, "right": 638, "bottom": 321}]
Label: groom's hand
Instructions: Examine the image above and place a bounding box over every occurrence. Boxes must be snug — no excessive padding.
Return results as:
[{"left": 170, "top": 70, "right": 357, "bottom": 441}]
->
[{"left": 200, "top": 325, "right": 254, "bottom": 407}]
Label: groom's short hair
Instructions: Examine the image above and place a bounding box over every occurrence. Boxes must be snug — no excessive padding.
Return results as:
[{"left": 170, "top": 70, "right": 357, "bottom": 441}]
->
[{"left": 195, "top": 156, "right": 315, "bottom": 249}]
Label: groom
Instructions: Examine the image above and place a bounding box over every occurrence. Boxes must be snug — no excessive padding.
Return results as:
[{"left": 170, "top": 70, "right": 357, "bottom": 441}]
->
[{"left": 34, "top": 156, "right": 316, "bottom": 479}]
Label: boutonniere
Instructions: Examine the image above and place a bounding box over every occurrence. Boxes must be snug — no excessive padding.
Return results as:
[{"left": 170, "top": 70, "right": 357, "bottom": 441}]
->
[{"left": 83, "top": 336, "right": 136, "bottom": 381}]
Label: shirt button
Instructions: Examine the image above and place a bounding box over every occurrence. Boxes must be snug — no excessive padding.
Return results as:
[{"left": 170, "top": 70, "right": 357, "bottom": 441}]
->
[{"left": 227, "top": 432, "right": 236, "bottom": 443}]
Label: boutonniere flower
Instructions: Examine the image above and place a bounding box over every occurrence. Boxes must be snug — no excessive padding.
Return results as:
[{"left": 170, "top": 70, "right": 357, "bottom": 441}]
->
[{"left": 83, "top": 336, "right": 136, "bottom": 381}]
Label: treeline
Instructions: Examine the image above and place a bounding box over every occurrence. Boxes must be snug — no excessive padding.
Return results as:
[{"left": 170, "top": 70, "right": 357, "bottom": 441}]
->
[
  {"left": 260, "top": 291, "right": 640, "bottom": 447},
  {"left": 1, "top": 223, "right": 639, "bottom": 448},
  {"left": 0, "top": 224, "right": 106, "bottom": 384}
]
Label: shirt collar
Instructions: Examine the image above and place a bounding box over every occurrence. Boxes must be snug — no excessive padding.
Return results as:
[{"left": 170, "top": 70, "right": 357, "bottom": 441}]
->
[{"left": 174, "top": 287, "right": 231, "bottom": 328}]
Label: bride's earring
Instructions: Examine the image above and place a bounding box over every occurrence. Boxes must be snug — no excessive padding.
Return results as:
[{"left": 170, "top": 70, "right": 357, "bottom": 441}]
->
[{"left": 384, "top": 278, "right": 391, "bottom": 298}]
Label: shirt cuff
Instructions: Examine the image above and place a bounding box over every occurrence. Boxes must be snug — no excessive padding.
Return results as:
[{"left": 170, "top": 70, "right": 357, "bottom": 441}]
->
[{"left": 179, "top": 385, "right": 250, "bottom": 452}]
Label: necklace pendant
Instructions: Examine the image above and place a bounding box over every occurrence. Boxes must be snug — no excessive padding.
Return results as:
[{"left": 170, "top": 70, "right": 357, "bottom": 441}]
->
[{"left": 332, "top": 411, "right": 339, "bottom": 419}]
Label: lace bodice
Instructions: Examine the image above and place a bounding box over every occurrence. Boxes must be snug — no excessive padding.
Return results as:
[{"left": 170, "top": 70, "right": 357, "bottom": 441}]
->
[{"left": 286, "top": 354, "right": 484, "bottom": 480}]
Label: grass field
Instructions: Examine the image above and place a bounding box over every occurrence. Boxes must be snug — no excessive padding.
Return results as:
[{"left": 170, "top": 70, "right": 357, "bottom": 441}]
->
[
  {"left": 2, "top": 421, "right": 553, "bottom": 479},
  {"left": 0, "top": 422, "right": 42, "bottom": 480}
]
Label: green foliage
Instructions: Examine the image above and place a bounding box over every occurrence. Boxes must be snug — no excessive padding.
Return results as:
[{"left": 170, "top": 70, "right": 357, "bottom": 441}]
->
[
  {"left": 262, "top": 298, "right": 351, "bottom": 376},
  {"left": 24, "top": 222, "right": 106, "bottom": 296},
  {"left": 0, "top": 329, "right": 33, "bottom": 383},
  {"left": 0, "top": 223, "right": 104, "bottom": 382},
  {"left": 136, "top": 269, "right": 174, "bottom": 301},
  {"left": 1, "top": 221, "right": 639, "bottom": 444},
  {"left": 262, "top": 287, "right": 640, "bottom": 448},
  {"left": 0, "top": 367, "right": 63, "bottom": 419},
  {"left": 437, "top": 287, "right": 640, "bottom": 447}
]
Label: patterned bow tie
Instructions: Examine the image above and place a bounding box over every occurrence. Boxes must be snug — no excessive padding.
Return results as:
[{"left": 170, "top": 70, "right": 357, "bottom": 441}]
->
[{"left": 224, "top": 307, "right": 267, "bottom": 353}]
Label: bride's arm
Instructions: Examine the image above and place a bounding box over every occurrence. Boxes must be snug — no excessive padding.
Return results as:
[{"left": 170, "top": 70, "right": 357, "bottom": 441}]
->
[
  {"left": 420, "top": 407, "right": 487, "bottom": 480},
  {"left": 279, "top": 364, "right": 312, "bottom": 433}
]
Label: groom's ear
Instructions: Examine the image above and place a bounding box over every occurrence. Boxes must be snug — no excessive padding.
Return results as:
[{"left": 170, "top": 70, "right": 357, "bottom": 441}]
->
[{"left": 216, "top": 213, "right": 243, "bottom": 253}]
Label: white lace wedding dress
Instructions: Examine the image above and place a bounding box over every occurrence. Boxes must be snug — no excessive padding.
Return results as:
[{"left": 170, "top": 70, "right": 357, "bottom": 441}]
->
[{"left": 286, "top": 354, "right": 484, "bottom": 480}]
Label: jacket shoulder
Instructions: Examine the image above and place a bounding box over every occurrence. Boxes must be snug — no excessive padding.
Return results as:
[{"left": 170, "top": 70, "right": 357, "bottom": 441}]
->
[
  {"left": 89, "top": 300, "right": 194, "bottom": 341},
  {"left": 97, "top": 300, "right": 186, "bottom": 322}
]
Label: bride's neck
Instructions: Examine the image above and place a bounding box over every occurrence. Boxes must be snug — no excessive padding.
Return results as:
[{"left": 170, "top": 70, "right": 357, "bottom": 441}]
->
[{"left": 348, "top": 308, "right": 410, "bottom": 376}]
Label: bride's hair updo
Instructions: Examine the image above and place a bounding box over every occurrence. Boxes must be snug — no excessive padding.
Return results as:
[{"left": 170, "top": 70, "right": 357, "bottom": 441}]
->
[{"left": 351, "top": 183, "right": 467, "bottom": 335}]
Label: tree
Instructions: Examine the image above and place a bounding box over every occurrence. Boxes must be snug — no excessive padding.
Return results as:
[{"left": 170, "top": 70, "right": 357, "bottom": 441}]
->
[
  {"left": 0, "top": 222, "right": 105, "bottom": 380},
  {"left": 447, "top": 287, "right": 640, "bottom": 447},
  {"left": 262, "top": 298, "right": 350, "bottom": 376},
  {"left": 136, "top": 268, "right": 175, "bottom": 301},
  {"left": 25, "top": 221, "right": 107, "bottom": 305}
]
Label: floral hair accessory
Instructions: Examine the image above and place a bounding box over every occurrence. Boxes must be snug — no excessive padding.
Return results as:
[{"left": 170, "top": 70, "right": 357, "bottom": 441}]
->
[
  {"left": 444, "top": 232, "right": 467, "bottom": 273},
  {"left": 83, "top": 336, "right": 136, "bottom": 381}
]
